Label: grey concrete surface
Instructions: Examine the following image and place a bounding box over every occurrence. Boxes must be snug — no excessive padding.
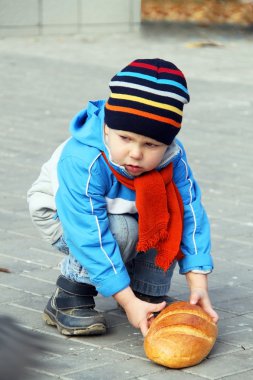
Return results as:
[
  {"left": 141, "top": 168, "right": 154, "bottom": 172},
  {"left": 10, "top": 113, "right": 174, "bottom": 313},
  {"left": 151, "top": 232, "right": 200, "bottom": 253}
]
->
[{"left": 0, "top": 25, "right": 253, "bottom": 379}]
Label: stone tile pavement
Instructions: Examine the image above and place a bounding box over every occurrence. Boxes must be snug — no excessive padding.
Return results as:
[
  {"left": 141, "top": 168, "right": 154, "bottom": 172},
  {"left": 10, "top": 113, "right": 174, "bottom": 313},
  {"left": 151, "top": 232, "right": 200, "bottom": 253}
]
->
[{"left": 0, "top": 25, "right": 253, "bottom": 379}]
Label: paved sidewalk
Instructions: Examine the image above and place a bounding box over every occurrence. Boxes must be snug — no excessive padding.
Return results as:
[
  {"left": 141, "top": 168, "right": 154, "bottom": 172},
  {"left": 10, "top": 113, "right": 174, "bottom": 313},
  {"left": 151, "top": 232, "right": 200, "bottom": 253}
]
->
[{"left": 0, "top": 25, "right": 253, "bottom": 379}]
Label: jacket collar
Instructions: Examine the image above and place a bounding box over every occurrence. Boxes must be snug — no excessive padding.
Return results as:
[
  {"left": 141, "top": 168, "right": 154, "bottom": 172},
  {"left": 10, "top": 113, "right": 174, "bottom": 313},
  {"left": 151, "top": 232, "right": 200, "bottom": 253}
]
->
[{"left": 103, "top": 138, "right": 180, "bottom": 179}]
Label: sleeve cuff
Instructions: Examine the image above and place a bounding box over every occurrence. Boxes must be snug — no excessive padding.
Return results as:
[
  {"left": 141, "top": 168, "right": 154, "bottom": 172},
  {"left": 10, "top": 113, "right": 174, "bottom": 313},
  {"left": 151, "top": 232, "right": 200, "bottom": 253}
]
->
[
  {"left": 95, "top": 268, "right": 130, "bottom": 297},
  {"left": 178, "top": 254, "right": 213, "bottom": 274},
  {"left": 184, "top": 268, "right": 212, "bottom": 274}
]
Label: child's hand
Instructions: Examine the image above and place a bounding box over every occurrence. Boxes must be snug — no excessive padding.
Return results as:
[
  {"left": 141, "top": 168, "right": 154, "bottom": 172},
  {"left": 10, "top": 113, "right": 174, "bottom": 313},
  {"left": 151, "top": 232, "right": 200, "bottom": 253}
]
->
[
  {"left": 113, "top": 287, "right": 166, "bottom": 336},
  {"left": 189, "top": 287, "right": 219, "bottom": 323},
  {"left": 186, "top": 272, "right": 219, "bottom": 323},
  {"left": 124, "top": 297, "right": 166, "bottom": 336}
]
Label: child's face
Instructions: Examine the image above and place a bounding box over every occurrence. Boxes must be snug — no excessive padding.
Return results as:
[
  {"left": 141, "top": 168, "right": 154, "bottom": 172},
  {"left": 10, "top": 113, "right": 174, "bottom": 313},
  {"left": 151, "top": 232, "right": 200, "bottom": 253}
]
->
[{"left": 104, "top": 125, "right": 168, "bottom": 177}]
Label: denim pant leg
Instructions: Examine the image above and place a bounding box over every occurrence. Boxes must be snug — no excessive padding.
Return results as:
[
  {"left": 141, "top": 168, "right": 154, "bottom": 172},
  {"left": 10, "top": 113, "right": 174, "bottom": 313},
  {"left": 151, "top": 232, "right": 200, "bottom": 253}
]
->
[
  {"left": 110, "top": 215, "right": 176, "bottom": 296},
  {"left": 108, "top": 214, "right": 139, "bottom": 263},
  {"left": 129, "top": 250, "right": 176, "bottom": 297},
  {"left": 52, "top": 214, "right": 139, "bottom": 284},
  {"left": 108, "top": 214, "right": 176, "bottom": 297},
  {"left": 53, "top": 214, "right": 176, "bottom": 296},
  {"left": 53, "top": 236, "right": 92, "bottom": 284}
]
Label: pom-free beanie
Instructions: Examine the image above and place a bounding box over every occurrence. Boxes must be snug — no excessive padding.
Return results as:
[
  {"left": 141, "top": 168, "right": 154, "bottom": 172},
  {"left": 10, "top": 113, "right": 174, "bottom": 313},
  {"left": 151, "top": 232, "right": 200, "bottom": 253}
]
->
[{"left": 104, "top": 58, "right": 190, "bottom": 145}]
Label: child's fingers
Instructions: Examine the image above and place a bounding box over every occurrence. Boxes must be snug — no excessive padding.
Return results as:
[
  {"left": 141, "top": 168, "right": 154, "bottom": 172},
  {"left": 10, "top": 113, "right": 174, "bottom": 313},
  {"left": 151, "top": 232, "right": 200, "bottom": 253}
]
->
[
  {"left": 204, "top": 306, "right": 219, "bottom": 323},
  {"left": 189, "top": 292, "right": 219, "bottom": 324},
  {"left": 139, "top": 302, "right": 167, "bottom": 335},
  {"left": 139, "top": 319, "right": 149, "bottom": 337},
  {"left": 151, "top": 301, "right": 166, "bottom": 313},
  {"left": 189, "top": 292, "right": 200, "bottom": 305}
]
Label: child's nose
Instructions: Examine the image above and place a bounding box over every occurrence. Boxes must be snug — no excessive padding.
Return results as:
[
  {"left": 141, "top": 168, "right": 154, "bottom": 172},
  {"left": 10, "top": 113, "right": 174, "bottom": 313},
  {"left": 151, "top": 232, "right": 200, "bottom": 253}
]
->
[{"left": 129, "top": 145, "right": 143, "bottom": 160}]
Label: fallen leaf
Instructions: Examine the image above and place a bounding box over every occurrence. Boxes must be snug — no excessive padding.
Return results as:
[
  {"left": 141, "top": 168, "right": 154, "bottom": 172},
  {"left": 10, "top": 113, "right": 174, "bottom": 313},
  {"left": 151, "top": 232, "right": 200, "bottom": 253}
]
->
[
  {"left": 0, "top": 267, "right": 11, "bottom": 273},
  {"left": 186, "top": 40, "right": 224, "bottom": 48}
]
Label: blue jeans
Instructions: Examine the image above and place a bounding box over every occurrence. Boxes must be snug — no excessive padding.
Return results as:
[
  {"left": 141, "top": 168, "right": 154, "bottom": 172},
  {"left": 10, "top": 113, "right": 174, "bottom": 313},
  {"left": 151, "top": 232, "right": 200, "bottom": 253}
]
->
[{"left": 53, "top": 214, "right": 176, "bottom": 297}]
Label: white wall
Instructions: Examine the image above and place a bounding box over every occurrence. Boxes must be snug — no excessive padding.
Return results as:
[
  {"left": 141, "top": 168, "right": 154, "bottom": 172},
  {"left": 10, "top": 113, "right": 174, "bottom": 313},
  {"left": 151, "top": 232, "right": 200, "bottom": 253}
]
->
[{"left": 0, "top": 0, "right": 141, "bottom": 36}]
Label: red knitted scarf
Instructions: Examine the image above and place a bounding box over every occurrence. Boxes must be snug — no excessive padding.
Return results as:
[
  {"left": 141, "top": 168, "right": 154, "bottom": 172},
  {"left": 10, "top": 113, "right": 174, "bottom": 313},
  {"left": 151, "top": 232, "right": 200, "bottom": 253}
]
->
[{"left": 102, "top": 153, "right": 184, "bottom": 271}]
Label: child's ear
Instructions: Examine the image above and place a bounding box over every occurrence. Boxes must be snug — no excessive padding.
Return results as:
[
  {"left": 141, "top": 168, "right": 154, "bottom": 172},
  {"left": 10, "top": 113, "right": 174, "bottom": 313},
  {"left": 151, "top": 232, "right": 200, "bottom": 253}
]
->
[{"left": 104, "top": 124, "right": 109, "bottom": 137}]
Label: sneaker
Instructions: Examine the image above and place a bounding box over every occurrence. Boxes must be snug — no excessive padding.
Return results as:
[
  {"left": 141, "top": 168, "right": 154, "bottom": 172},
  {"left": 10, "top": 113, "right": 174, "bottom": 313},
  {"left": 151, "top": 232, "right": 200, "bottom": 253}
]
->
[{"left": 43, "top": 275, "right": 107, "bottom": 336}]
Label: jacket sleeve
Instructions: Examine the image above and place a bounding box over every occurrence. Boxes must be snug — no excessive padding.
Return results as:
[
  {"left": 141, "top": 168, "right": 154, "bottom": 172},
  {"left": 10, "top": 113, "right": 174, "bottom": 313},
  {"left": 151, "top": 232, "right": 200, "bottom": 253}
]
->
[
  {"left": 27, "top": 140, "right": 68, "bottom": 244},
  {"left": 55, "top": 154, "right": 130, "bottom": 297},
  {"left": 173, "top": 140, "right": 213, "bottom": 274},
  {"left": 27, "top": 161, "right": 63, "bottom": 244}
]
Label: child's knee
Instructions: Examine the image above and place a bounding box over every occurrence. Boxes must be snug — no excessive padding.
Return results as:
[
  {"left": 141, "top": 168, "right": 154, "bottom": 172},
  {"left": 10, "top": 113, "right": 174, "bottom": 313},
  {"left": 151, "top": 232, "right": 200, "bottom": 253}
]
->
[{"left": 108, "top": 214, "right": 138, "bottom": 262}]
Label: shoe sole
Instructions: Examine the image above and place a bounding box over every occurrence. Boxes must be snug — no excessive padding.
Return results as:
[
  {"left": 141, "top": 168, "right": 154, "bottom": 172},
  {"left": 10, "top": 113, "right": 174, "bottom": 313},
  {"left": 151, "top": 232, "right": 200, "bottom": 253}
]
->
[{"left": 43, "top": 311, "right": 106, "bottom": 336}]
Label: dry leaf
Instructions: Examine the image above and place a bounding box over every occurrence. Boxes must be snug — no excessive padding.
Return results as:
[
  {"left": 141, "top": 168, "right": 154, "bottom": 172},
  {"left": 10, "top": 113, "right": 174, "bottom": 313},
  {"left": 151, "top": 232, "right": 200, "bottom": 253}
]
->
[
  {"left": 0, "top": 267, "right": 11, "bottom": 273},
  {"left": 186, "top": 40, "right": 224, "bottom": 48}
]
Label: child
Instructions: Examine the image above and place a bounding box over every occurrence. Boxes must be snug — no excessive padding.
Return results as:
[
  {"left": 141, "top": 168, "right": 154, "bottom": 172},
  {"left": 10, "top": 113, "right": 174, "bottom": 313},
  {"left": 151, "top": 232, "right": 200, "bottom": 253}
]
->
[{"left": 27, "top": 58, "right": 219, "bottom": 337}]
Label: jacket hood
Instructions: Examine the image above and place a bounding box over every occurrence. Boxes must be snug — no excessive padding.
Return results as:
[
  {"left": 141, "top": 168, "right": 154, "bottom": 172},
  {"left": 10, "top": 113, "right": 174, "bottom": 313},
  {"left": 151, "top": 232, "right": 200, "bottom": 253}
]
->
[{"left": 70, "top": 100, "right": 106, "bottom": 152}]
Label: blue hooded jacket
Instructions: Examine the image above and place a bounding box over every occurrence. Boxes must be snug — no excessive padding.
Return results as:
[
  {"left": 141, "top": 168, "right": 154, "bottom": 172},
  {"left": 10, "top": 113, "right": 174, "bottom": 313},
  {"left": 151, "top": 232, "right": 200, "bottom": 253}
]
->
[{"left": 55, "top": 100, "right": 213, "bottom": 297}]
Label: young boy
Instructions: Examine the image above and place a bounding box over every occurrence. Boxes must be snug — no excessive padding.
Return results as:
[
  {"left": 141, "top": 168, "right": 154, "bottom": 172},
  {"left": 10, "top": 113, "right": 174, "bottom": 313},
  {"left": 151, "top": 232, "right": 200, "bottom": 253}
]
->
[{"left": 27, "top": 58, "right": 218, "bottom": 337}]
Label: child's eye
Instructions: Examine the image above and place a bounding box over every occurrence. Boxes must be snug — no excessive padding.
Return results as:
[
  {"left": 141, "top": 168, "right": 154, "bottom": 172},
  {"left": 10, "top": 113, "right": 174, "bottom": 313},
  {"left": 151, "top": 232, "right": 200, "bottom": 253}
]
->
[
  {"left": 120, "top": 135, "right": 130, "bottom": 141},
  {"left": 145, "top": 143, "right": 158, "bottom": 148}
]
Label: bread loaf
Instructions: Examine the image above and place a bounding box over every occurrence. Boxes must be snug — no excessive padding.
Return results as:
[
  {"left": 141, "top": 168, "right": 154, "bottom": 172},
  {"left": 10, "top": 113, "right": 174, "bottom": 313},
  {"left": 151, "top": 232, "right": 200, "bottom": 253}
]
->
[{"left": 144, "top": 301, "right": 218, "bottom": 368}]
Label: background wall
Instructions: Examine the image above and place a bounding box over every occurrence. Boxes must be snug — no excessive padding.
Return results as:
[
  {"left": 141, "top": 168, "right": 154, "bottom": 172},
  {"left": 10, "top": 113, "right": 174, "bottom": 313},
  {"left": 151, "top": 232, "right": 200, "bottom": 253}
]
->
[
  {"left": 0, "top": 0, "right": 141, "bottom": 37},
  {"left": 141, "top": 0, "right": 253, "bottom": 27}
]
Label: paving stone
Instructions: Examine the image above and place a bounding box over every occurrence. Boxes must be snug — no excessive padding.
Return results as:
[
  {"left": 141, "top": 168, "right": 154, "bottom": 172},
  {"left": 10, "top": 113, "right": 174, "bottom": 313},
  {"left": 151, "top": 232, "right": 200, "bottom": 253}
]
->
[
  {"left": 218, "top": 369, "right": 253, "bottom": 380},
  {"left": 215, "top": 295, "right": 253, "bottom": 315},
  {"left": 62, "top": 357, "right": 161, "bottom": 380},
  {"left": 0, "top": 284, "right": 48, "bottom": 305},
  {"left": 47, "top": 346, "right": 132, "bottom": 376},
  {"left": 72, "top": 322, "right": 143, "bottom": 349},
  {"left": 208, "top": 341, "right": 242, "bottom": 358},
  {"left": 136, "top": 371, "right": 207, "bottom": 380},
  {"left": 184, "top": 349, "right": 253, "bottom": 379},
  {"left": 0, "top": 271, "right": 55, "bottom": 296},
  {"left": 218, "top": 330, "right": 253, "bottom": 350}
]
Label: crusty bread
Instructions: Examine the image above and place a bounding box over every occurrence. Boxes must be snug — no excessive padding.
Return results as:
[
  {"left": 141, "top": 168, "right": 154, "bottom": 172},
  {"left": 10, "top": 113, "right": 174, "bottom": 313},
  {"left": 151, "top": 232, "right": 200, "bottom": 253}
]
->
[{"left": 144, "top": 301, "right": 218, "bottom": 368}]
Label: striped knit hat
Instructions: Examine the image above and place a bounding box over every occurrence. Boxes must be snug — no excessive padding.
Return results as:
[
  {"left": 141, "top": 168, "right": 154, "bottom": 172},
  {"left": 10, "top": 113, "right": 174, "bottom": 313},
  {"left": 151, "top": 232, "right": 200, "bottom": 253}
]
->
[{"left": 104, "top": 58, "right": 190, "bottom": 145}]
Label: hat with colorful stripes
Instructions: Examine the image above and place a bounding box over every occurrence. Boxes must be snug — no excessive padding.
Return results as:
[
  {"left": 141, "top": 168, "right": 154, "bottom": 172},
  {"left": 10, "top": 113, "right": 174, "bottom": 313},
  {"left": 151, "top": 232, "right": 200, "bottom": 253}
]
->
[{"left": 104, "top": 58, "right": 190, "bottom": 145}]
